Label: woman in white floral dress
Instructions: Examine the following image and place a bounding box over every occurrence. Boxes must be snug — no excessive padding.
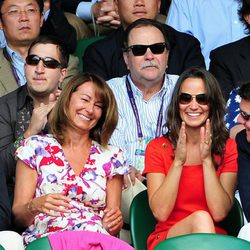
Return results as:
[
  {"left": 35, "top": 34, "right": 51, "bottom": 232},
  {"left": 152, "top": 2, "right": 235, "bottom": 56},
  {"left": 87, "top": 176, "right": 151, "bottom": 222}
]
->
[{"left": 12, "top": 73, "right": 129, "bottom": 246}]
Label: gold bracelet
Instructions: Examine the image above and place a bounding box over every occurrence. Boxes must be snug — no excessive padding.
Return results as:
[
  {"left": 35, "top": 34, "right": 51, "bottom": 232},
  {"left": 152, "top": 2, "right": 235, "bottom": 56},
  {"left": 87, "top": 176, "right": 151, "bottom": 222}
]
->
[{"left": 27, "top": 199, "right": 37, "bottom": 215}]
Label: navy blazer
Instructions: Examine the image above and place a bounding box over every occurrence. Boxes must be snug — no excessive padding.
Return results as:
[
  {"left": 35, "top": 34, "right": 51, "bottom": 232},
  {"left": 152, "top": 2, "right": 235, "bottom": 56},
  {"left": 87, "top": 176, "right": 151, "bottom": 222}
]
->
[
  {"left": 236, "top": 129, "right": 250, "bottom": 222},
  {"left": 83, "top": 25, "right": 205, "bottom": 80},
  {"left": 209, "top": 36, "right": 250, "bottom": 101}
]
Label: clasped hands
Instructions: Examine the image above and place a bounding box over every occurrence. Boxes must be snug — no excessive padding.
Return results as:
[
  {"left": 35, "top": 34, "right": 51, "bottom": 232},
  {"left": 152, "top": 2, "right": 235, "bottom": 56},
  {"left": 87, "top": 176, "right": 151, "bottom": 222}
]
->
[
  {"left": 175, "top": 119, "right": 213, "bottom": 166},
  {"left": 93, "top": 0, "right": 120, "bottom": 29},
  {"left": 28, "top": 193, "right": 123, "bottom": 235}
]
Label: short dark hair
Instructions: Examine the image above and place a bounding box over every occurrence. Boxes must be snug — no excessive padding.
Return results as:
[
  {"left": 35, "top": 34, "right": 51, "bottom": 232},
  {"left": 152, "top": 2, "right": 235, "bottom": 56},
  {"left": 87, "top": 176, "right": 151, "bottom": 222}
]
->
[
  {"left": 123, "top": 18, "right": 170, "bottom": 50},
  {"left": 238, "top": 81, "right": 250, "bottom": 100},
  {"left": 49, "top": 72, "right": 118, "bottom": 147},
  {"left": 238, "top": 0, "right": 250, "bottom": 34},
  {"left": 0, "top": 0, "right": 43, "bottom": 18},
  {"left": 27, "top": 35, "right": 69, "bottom": 68}
]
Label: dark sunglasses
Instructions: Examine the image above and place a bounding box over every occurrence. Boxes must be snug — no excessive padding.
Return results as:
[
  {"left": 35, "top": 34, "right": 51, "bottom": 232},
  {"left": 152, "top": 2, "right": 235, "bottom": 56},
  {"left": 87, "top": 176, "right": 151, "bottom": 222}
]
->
[
  {"left": 240, "top": 110, "right": 250, "bottom": 121},
  {"left": 123, "top": 42, "right": 167, "bottom": 56},
  {"left": 26, "top": 54, "right": 62, "bottom": 69},
  {"left": 179, "top": 93, "right": 208, "bottom": 105}
]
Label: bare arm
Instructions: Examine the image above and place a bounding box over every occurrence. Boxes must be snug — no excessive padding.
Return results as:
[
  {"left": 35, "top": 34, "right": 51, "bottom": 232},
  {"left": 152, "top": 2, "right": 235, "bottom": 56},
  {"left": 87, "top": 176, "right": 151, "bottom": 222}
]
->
[
  {"left": 201, "top": 120, "right": 237, "bottom": 222},
  {"left": 103, "top": 174, "right": 123, "bottom": 235},
  {"left": 147, "top": 122, "right": 187, "bottom": 222},
  {"left": 12, "top": 160, "right": 70, "bottom": 228}
]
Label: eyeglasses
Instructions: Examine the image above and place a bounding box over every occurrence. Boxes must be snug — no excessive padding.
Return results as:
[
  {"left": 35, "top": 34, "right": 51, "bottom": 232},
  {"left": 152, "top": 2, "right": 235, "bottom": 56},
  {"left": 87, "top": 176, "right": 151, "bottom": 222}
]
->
[
  {"left": 26, "top": 55, "right": 62, "bottom": 69},
  {"left": 240, "top": 110, "right": 250, "bottom": 121},
  {"left": 1, "top": 7, "right": 38, "bottom": 18},
  {"left": 179, "top": 93, "right": 208, "bottom": 105},
  {"left": 123, "top": 42, "right": 167, "bottom": 56}
]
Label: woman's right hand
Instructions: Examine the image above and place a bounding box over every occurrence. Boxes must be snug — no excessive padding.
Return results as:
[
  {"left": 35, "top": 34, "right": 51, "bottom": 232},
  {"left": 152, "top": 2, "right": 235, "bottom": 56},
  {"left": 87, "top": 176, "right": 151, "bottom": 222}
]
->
[
  {"left": 28, "top": 193, "right": 70, "bottom": 217},
  {"left": 174, "top": 122, "right": 187, "bottom": 166}
]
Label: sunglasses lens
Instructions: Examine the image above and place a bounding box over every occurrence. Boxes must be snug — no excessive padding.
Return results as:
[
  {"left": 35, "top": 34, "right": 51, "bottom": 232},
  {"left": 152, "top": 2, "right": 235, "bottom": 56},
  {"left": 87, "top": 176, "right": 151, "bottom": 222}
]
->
[
  {"left": 195, "top": 94, "right": 208, "bottom": 105},
  {"left": 179, "top": 93, "right": 192, "bottom": 104},
  {"left": 241, "top": 111, "right": 250, "bottom": 121},
  {"left": 150, "top": 43, "right": 166, "bottom": 54},
  {"left": 26, "top": 55, "right": 40, "bottom": 66},
  {"left": 131, "top": 45, "right": 147, "bottom": 56},
  {"left": 43, "top": 58, "right": 61, "bottom": 69}
]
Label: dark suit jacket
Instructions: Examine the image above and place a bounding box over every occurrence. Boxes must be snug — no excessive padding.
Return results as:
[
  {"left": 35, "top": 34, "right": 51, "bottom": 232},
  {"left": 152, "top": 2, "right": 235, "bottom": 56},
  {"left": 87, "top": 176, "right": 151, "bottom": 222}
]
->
[
  {"left": 83, "top": 25, "right": 205, "bottom": 80},
  {"left": 61, "top": 0, "right": 84, "bottom": 13},
  {"left": 209, "top": 36, "right": 250, "bottom": 101},
  {"left": 236, "top": 129, "right": 250, "bottom": 222},
  {"left": 0, "top": 163, "right": 11, "bottom": 231},
  {"left": 41, "top": 1, "right": 77, "bottom": 53}
]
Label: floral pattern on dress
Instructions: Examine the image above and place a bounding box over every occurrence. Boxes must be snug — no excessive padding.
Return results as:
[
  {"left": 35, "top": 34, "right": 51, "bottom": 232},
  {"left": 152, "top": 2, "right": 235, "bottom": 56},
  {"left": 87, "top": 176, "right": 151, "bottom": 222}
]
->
[{"left": 16, "top": 134, "right": 129, "bottom": 246}]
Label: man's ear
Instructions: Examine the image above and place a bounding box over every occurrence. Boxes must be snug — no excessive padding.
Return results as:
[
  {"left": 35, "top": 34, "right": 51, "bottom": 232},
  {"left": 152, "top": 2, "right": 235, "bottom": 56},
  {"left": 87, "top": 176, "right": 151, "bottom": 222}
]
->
[
  {"left": 123, "top": 52, "right": 130, "bottom": 70},
  {"left": 244, "top": 14, "right": 250, "bottom": 25}
]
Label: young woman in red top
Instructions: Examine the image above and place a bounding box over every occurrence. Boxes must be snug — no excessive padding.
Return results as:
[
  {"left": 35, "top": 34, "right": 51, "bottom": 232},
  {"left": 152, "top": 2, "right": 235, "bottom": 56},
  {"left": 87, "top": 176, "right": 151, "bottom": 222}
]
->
[{"left": 144, "top": 67, "right": 238, "bottom": 250}]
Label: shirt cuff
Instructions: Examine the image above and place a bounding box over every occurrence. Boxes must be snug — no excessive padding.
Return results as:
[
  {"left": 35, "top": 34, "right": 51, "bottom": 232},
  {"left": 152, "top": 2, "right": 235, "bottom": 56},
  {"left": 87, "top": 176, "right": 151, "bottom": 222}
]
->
[{"left": 76, "top": 1, "right": 96, "bottom": 21}]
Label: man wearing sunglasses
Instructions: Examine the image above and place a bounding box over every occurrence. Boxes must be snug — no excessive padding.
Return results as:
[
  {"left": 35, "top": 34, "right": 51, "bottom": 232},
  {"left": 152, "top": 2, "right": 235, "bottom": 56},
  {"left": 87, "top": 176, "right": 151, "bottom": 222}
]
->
[
  {"left": 235, "top": 82, "right": 250, "bottom": 222},
  {"left": 83, "top": 0, "right": 205, "bottom": 81},
  {"left": 235, "top": 81, "right": 250, "bottom": 240},
  {"left": 107, "top": 17, "right": 178, "bottom": 210},
  {"left": 0, "top": 35, "right": 68, "bottom": 194},
  {"left": 0, "top": 0, "right": 79, "bottom": 97}
]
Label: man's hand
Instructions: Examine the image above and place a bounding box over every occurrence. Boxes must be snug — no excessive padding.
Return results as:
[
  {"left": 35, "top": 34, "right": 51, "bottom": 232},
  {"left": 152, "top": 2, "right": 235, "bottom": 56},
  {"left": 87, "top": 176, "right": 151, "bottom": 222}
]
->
[{"left": 92, "top": 0, "right": 121, "bottom": 29}]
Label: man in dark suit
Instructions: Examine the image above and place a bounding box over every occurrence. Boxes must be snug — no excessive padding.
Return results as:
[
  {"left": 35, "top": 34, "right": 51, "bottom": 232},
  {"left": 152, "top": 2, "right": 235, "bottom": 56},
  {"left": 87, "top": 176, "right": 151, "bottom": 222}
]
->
[
  {"left": 209, "top": 0, "right": 250, "bottom": 101},
  {"left": 83, "top": 0, "right": 205, "bottom": 80},
  {"left": 0, "top": 160, "right": 11, "bottom": 231},
  {"left": 237, "top": 82, "right": 250, "bottom": 223}
]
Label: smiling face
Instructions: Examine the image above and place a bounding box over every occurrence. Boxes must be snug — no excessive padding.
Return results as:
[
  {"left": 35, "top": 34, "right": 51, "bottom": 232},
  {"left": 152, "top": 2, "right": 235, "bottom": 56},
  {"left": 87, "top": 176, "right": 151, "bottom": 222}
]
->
[
  {"left": 68, "top": 81, "right": 103, "bottom": 134},
  {"left": 0, "top": 0, "right": 43, "bottom": 49},
  {"left": 179, "top": 77, "right": 209, "bottom": 129},
  {"left": 114, "top": 0, "right": 161, "bottom": 28},
  {"left": 123, "top": 25, "right": 168, "bottom": 87}
]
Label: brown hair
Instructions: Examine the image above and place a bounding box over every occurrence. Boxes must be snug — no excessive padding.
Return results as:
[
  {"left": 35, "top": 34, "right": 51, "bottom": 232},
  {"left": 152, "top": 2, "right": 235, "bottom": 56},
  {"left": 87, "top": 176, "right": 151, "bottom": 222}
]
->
[
  {"left": 165, "top": 67, "right": 228, "bottom": 168},
  {"left": 49, "top": 73, "right": 118, "bottom": 147}
]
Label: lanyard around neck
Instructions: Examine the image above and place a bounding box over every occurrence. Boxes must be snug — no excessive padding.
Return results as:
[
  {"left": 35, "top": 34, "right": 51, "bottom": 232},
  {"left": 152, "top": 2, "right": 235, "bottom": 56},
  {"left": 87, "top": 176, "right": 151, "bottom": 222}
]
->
[{"left": 125, "top": 76, "right": 166, "bottom": 140}]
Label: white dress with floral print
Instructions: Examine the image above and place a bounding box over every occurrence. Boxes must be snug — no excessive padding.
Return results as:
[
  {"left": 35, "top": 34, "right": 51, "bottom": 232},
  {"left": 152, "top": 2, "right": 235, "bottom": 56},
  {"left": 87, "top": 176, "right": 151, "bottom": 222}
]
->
[{"left": 16, "top": 134, "right": 128, "bottom": 245}]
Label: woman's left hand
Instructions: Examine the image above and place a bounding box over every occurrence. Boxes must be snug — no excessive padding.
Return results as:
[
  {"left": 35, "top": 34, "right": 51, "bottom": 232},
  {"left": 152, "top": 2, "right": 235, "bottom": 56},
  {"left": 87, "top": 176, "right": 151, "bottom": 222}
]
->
[
  {"left": 103, "top": 207, "right": 123, "bottom": 235},
  {"left": 200, "top": 119, "right": 212, "bottom": 161}
]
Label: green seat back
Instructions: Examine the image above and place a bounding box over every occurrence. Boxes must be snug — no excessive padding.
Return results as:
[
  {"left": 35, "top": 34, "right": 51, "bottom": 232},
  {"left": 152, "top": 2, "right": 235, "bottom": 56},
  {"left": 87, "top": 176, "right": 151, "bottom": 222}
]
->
[
  {"left": 130, "top": 190, "right": 244, "bottom": 250},
  {"left": 25, "top": 236, "right": 51, "bottom": 250},
  {"left": 155, "top": 233, "right": 250, "bottom": 250},
  {"left": 74, "top": 36, "right": 104, "bottom": 71},
  {"left": 0, "top": 245, "right": 5, "bottom": 250},
  {"left": 130, "top": 190, "right": 156, "bottom": 250},
  {"left": 218, "top": 198, "right": 244, "bottom": 236}
]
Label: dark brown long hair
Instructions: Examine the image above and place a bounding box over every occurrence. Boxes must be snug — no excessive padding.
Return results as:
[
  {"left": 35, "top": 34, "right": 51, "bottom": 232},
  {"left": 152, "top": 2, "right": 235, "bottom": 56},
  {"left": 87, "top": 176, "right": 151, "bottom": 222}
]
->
[{"left": 165, "top": 67, "right": 228, "bottom": 168}]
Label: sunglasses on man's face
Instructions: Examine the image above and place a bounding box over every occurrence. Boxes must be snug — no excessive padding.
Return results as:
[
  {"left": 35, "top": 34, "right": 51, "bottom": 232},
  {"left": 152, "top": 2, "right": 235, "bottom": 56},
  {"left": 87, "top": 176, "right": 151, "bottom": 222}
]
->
[
  {"left": 124, "top": 42, "right": 167, "bottom": 56},
  {"left": 179, "top": 93, "right": 208, "bottom": 105},
  {"left": 26, "top": 54, "right": 62, "bottom": 69},
  {"left": 240, "top": 110, "right": 250, "bottom": 121}
]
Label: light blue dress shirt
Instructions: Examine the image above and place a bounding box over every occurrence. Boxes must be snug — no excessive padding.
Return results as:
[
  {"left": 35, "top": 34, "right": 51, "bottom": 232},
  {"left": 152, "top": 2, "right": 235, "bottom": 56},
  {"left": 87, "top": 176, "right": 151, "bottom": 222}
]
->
[
  {"left": 76, "top": 0, "right": 98, "bottom": 21},
  {"left": 5, "top": 45, "right": 26, "bottom": 86},
  {"left": 107, "top": 74, "right": 179, "bottom": 172},
  {"left": 167, "top": 0, "right": 248, "bottom": 69}
]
